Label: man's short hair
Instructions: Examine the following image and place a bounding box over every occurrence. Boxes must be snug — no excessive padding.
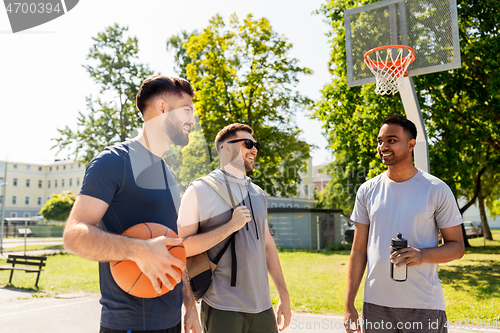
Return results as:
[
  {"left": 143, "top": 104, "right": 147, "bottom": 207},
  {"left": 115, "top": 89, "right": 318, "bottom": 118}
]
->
[
  {"left": 136, "top": 76, "right": 195, "bottom": 114},
  {"left": 215, "top": 123, "right": 254, "bottom": 151},
  {"left": 381, "top": 114, "right": 417, "bottom": 140}
]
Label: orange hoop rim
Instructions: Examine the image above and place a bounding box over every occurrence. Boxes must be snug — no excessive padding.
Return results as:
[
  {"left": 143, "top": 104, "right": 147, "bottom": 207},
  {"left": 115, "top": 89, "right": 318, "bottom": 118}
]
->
[{"left": 364, "top": 45, "right": 416, "bottom": 70}]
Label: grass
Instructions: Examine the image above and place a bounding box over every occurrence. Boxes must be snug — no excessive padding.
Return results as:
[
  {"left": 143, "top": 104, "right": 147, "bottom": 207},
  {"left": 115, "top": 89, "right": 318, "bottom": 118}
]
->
[
  {"left": 1, "top": 232, "right": 499, "bottom": 322},
  {"left": 2, "top": 244, "right": 64, "bottom": 253}
]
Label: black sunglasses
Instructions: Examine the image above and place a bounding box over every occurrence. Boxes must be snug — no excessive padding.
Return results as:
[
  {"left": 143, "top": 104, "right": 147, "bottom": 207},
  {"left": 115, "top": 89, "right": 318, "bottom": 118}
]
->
[{"left": 227, "top": 138, "right": 260, "bottom": 151}]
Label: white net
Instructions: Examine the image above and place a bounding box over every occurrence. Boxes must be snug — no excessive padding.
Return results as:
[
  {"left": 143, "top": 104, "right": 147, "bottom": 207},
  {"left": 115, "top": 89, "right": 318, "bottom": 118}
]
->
[{"left": 364, "top": 46, "right": 415, "bottom": 95}]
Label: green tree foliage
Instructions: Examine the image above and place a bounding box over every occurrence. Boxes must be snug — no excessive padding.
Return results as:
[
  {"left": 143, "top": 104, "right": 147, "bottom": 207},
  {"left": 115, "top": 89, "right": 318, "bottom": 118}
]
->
[
  {"left": 39, "top": 191, "right": 76, "bottom": 221},
  {"left": 52, "top": 24, "right": 154, "bottom": 164},
  {"left": 167, "top": 14, "right": 313, "bottom": 196},
  {"left": 314, "top": 0, "right": 500, "bottom": 240}
]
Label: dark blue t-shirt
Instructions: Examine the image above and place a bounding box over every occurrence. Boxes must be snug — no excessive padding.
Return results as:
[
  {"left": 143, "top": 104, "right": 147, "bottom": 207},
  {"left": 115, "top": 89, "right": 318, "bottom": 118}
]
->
[{"left": 79, "top": 139, "right": 182, "bottom": 331}]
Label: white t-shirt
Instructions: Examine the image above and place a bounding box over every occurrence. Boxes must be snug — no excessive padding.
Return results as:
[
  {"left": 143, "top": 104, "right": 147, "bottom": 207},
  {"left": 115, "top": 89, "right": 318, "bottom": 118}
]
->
[{"left": 351, "top": 169, "right": 463, "bottom": 311}]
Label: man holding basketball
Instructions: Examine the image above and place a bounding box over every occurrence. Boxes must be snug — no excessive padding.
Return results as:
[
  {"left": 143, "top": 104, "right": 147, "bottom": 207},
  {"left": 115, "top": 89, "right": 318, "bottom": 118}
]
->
[
  {"left": 63, "top": 76, "right": 201, "bottom": 333},
  {"left": 344, "top": 115, "right": 464, "bottom": 333},
  {"left": 177, "top": 123, "right": 291, "bottom": 333}
]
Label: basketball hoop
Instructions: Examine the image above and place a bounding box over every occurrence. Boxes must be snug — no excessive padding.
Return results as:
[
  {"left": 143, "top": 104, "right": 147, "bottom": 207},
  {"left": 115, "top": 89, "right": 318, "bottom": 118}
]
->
[{"left": 364, "top": 45, "right": 415, "bottom": 95}]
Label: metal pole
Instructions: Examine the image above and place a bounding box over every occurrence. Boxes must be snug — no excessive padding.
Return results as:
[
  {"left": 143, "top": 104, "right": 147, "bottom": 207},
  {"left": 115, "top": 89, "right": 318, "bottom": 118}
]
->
[
  {"left": 0, "top": 162, "right": 7, "bottom": 255},
  {"left": 24, "top": 218, "right": 28, "bottom": 255},
  {"left": 316, "top": 215, "right": 321, "bottom": 252}
]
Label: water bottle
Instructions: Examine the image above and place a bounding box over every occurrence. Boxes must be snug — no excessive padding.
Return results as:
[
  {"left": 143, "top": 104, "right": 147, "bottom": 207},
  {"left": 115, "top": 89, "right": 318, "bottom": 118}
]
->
[{"left": 391, "top": 233, "right": 407, "bottom": 282}]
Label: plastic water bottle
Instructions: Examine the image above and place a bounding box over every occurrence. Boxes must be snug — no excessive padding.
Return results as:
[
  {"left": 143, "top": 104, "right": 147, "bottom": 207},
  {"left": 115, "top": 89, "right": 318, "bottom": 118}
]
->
[{"left": 391, "top": 233, "right": 407, "bottom": 282}]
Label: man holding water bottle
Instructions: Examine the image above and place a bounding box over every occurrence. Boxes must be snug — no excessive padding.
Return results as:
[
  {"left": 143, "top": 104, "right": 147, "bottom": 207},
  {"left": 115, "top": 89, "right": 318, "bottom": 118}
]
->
[{"left": 344, "top": 115, "right": 464, "bottom": 333}]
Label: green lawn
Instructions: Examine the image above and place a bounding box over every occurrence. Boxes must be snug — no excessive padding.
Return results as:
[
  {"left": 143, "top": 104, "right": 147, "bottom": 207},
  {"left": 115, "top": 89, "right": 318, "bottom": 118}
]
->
[{"left": 1, "top": 232, "right": 499, "bottom": 322}]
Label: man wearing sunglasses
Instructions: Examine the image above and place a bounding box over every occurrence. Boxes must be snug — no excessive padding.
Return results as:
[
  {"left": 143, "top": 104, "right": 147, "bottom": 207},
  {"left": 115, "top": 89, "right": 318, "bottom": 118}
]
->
[{"left": 178, "top": 123, "right": 291, "bottom": 333}]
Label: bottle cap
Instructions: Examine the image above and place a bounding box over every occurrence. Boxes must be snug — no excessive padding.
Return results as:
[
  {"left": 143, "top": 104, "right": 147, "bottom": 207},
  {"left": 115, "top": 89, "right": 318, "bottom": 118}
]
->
[{"left": 391, "top": 233, "right": 407, "bottom": 247}]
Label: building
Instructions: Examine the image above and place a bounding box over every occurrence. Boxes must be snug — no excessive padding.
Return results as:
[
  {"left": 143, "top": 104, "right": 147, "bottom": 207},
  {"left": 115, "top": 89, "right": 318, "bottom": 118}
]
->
[
  {"left": 0, "top": 159, "right": 86, "bottom": 219},
  {"left": 312, "top": 164, "right": 331, "bottom": 194}
]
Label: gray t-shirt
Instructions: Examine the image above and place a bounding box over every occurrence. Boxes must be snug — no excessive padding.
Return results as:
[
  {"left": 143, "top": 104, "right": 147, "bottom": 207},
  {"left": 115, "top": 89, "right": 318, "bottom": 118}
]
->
[
  {"left": 189, "top": 169, "right": 272, "bottom": 313},
  {"left": 351, "top": 169, "right": 462, "bottom": 311}
]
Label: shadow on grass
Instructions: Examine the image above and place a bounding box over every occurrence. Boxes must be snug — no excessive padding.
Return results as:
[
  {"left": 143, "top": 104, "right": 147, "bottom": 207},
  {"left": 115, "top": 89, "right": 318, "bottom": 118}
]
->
[
  {"left": 465, "top": 245, "right": 500, "bottom": 255},
  {"left": 439, "top": 259, "right": 500, "bottom": 300},
  {"left": 1, "top": 283, "right": 39, "bottom": 293}
]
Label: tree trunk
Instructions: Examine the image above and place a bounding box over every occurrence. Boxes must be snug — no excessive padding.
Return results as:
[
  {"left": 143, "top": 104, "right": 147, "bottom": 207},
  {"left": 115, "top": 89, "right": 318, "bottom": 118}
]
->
[{"left": 478, "top": 185, "right": 493, "bottom": 240}]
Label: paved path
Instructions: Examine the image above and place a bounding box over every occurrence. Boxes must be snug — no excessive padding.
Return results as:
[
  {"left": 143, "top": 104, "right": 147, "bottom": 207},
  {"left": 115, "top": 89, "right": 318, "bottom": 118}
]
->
[{"left": 0, "top": 288, "right": 498, "bottom": 333}]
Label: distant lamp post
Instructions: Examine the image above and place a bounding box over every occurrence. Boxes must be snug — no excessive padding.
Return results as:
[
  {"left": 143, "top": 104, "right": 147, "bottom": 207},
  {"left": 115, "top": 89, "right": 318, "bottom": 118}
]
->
[{"left": 0, "top": 162, "right": 7, "bottom": 254}]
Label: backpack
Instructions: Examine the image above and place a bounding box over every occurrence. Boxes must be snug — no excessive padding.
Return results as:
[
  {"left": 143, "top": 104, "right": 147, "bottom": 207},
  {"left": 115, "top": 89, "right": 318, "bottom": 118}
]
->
[{"left": 186, "top": 175, "right": 239, "bottom": 301}]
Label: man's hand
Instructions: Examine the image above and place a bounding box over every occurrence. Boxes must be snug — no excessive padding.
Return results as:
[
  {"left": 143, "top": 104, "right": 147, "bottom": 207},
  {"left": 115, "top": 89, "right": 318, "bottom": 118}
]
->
[
  {"left": 390, "top": 246, "right": 424, "bottom": 267},
  {"left": 184, "top": 307, "right": 202, "bottom": 333},
  {"left": 276, "top": 298, "right": 292, "bottom": 331},
  {"left": 344, "top": 306, "right": 360, "bottom": 332},
  {"left": 132, "top": 236, "right": 186, "bottom": 294},
  {"left": 228, "top": 205, "right": 251, "bottom": 232}
]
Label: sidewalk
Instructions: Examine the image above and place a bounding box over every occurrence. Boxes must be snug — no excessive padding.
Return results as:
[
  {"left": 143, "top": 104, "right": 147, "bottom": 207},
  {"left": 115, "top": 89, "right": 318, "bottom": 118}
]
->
[{"left": 0, "top": 287, "right": 498, "bottom": 333}]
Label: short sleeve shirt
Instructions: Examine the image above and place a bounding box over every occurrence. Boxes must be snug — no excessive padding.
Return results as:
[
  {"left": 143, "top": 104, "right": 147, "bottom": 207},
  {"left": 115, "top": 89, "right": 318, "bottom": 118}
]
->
[
  {"left": 351, "top": 169, "right": 462, "bottom": 311},
  {"left": 79, "top": 140, "right": 182, "bottom": 331}
]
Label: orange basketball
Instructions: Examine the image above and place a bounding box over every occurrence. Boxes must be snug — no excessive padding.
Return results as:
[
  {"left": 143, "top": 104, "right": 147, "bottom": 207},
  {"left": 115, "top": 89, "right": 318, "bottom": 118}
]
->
[{"left": 110, "top": 223, "right": 186, "bottom": 298}]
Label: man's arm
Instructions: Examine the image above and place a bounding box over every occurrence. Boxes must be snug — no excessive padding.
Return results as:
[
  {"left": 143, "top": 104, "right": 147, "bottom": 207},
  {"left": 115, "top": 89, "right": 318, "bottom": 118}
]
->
[
  {"left": 391, "top": 224, "right": 464, "bottom": 267},
  {"left": 177, "top": 185, "right": 251, "bottom": 257},
  {"left": 63, "top": 194, "right": 185, "bottom": 293},
  {"left": 182, "top": 273, "right": 202, "bottom": 333},
  {"left": 264, "top": 219, "right": 291, "bottom": 331},
  {"left": 344, "top": 222, "right": 369, "bottom": 333}
]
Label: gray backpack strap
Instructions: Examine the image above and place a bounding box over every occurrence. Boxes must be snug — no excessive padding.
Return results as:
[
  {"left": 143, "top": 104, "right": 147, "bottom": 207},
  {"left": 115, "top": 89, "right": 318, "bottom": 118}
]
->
[{"left": 197, "top": 176, "right": 239, "bottom": 209}]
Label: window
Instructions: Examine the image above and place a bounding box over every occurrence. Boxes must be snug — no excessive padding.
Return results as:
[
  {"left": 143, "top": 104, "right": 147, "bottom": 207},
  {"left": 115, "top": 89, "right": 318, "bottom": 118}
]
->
[
  {"left": 271, "top": 203, "right": 277, "bottom": 208},
  {"left": 71, "top": 164, "right": 73, "bottom": 169},
  {"left": 304, "top": 185, "right": 309, "bottom": 196},
  {"left": 79, "top": 163, "right": 81, "bottom": 168},
  {"left": 61, "top": 179, "right": 65, "bottom": 187},
  {"left": 287, "top": 204, "right": 292, "bottom": 208},
  {"left": 56, "top": 166, "right": 59, "bottom": 170},
  {"left": 38, "top": 166, "right": 42, "bottom": 171},
  {"left": 10, "top": 213, "right": 17, "bottom": 218},
  {"left": 304, "top": 205, "right": 311, "bottom": 208},
  {"left": 13, "top": 164, "right": 17, "bottom": 169},
  {"left": 13, "top": 178, "right": 17, "bottom": 186},
  {"left": 26, "top": 165, "right": 30, "bottom": 170},
  {"left": 0, "top": 196, "right": 2, "bottom": 204},
  {"left": 63, "top": 165, "right": 66, "bottom": 170},
  {"left": 0, "top": 162, "right": 4, "bottom": 168},
  {"left": 12, "top": 195, "right": 17, "bottom": 205},
  {"left": 0, "top": 177, "right": 3, "bottom": 185},
  {"left": 279, "top": 204, "right": 285, "bottom": 208},
  {"left": 38, "top": 180, "right": 42, "bottom": 188},
  {"left": 25, "top": 196, "right": 30, "bottom": 205},
  {"left": 48, "top": 180, "right": 51, "bottom": 188},
  {"left": 294, "top": 205, "right": 299, "bottom": 208},
  {"left": 54, "top": 180, "right": 57, "bottom": 188},
  {"left": 77, "top": 178, "right": 80, "bottom": 186},
  {"left": 26, "top": 179, "right": 30, "bottom": 187},
  {"left": 37, "top": 197, "right": 42, "bottom": 205},
  {"left": 24, "top": 213, "right": 30, "bottom": 218},
  {"left": 50, "top": 167, "right": 52, "bottom": 171},
  {"left": 69, "top": 178, "right": 72, "bottom": 186}
]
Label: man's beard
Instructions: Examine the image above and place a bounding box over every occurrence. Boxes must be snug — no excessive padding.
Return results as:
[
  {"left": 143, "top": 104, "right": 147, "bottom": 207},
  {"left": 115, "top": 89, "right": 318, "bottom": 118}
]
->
[
  {"left": 244, "top": 156, "right": 255, "bottom": 173},
  {"left": 164, "top": 112, "right": 189, "bottom": 146}
]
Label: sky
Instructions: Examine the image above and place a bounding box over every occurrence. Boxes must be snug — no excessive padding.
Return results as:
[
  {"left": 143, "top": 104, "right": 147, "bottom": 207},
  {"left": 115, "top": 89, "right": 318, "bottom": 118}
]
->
[{"left": 0, "top": 0, "right": 334, "bottom": 166}]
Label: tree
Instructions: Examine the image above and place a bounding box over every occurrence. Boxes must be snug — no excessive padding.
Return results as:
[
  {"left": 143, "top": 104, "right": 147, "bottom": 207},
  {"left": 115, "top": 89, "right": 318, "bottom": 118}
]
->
[
  {"left": 52, "top": 24, "right": 154, "bottom": 163},
  {"left": 313, "top": 0, "right": 500, "bottom": 243},
  {"left": 167, "top": 14, "right": 314, "bottom": 197},
  {"left": 39, "top": 191, "right": 76, "bottom": 221}
]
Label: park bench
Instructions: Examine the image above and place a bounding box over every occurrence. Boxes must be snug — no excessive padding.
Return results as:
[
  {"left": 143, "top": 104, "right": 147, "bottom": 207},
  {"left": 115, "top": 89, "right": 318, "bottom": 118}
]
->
[{"left": 0, "top": 255, "right": 47, "bottom": 288}]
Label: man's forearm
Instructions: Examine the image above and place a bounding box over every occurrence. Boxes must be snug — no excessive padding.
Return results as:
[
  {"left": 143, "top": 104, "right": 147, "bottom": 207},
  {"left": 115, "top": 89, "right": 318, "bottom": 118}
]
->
[
  {"left": 183, "top": 223, "right": 237, "bottom": 257},
  {"left": 345, "top": 249, "right": 367, "bottom": 308},
  {"left": 182, "top": 274, "right": 197, "bottom": 310},
  {"left": 63, "top": 218, "right": 144, "bottom": 262},
  {"left": 420, "top": 240, "right": 464, "bottom": 264},
  {"left": 265, "top": 238, "right": 289, "bottom": 301}
]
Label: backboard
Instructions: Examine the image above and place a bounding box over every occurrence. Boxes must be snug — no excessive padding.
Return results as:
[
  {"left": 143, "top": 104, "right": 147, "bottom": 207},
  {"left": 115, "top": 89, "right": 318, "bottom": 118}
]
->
[{"left": 345, "top": 0, "right": 461, "bottom": 87}]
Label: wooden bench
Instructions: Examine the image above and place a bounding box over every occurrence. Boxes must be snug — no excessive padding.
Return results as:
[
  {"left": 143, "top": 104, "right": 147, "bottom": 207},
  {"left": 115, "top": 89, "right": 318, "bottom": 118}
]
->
[{"left": 0, "top": 255, "right": 47, "bottom": 288}]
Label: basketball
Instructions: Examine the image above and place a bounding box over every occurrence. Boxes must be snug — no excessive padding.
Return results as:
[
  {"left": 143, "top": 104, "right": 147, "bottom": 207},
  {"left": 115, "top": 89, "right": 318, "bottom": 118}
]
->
[{"left": 110, "top": 223, "right": 186, "bottom": 298}]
